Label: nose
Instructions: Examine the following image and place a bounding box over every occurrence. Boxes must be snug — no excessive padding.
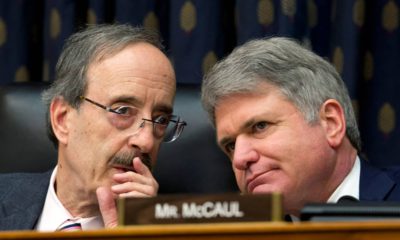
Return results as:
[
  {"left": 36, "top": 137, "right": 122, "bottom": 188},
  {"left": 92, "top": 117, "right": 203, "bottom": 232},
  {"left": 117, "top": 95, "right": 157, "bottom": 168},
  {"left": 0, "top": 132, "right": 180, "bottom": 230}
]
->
[
  {"left": 232, "top": 135, "right": 259, "bottom": 170},
  {"left": 127, "top": 120, "right": 156, "bottom": 153}
]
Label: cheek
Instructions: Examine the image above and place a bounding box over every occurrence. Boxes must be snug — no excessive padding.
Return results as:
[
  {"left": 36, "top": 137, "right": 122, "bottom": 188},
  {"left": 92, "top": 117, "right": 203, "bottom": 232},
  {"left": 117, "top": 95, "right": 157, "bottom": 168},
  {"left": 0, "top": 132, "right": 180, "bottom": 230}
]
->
[
  {"left": 278, "top": 131, "right": 333, "bottom": 186},
  {"left": 233, "top": 168, "right": 246, "bottom": 192},
  {"left": 270, "top": 125, "right": 325, "bottom": 162},
  {"left": 83, "top": 111, "right": 120, "bottom": 144},
  {"left": 70, "top": 115, "right": 118, "bottom": 160}
]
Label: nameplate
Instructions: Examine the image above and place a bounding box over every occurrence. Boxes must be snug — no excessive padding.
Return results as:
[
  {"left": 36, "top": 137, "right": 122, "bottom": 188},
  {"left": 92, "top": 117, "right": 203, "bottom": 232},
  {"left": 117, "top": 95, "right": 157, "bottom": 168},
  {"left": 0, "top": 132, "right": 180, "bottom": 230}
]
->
[{"left": 117, "top": 193, "right": 283, "bottom": 225}]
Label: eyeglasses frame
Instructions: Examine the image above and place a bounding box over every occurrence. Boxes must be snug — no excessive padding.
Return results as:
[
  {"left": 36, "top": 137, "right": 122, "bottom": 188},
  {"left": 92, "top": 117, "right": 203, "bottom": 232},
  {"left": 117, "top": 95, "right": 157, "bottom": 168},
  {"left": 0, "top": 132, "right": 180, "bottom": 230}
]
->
[{"left": 79, "top": 96, "right": 186, "bottom": 142}]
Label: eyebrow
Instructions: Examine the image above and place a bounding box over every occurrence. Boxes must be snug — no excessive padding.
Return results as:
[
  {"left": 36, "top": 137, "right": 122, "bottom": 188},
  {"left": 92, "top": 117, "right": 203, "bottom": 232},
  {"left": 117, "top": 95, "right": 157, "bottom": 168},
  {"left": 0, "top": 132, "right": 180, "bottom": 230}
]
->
[
  {"left": 112, "top": 95, "right": 173, "bottom": 115},
  {"left": 154, "top": 104, "right": 173, "bottom": 115},
  {"left": 112, "top": 95, "right": 143, "bottom": 106},
  {"left": 218, "top": 118, "right": 256, "bottom": 148}
]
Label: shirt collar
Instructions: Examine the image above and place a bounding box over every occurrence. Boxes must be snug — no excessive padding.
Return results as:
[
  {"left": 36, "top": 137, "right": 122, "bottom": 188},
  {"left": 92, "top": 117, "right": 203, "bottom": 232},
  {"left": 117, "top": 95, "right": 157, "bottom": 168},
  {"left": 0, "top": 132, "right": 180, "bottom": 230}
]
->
[
  {"left": 35, "top": 166, "right": 103, "bottom": 231},
  {"left": 327, "top": 156, "right": 360, "bottom": 203},
  {"left": 290, "top": 156, "right": 360, "bottom": 222}
]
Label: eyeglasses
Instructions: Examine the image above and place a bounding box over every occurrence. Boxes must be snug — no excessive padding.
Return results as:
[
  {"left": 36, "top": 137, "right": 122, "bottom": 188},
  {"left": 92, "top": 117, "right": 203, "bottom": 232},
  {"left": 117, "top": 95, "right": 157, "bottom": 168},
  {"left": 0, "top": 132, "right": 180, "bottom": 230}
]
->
[{"left": 79, "top": 96, "right": 186, "bottom": 143}]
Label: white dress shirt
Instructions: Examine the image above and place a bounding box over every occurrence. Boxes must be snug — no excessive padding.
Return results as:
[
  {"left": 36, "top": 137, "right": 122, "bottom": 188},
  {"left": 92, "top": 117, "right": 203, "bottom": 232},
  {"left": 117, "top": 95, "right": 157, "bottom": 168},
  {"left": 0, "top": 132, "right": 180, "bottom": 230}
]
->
[
  {"left": 327, "top": 156, "right": 360, "bottom": 203},
  {"left": 35, "top": 167, "right": 104, "bottom": 231},
  {"left": 290, "top": 156, "right": 360, "bottom": 221}
]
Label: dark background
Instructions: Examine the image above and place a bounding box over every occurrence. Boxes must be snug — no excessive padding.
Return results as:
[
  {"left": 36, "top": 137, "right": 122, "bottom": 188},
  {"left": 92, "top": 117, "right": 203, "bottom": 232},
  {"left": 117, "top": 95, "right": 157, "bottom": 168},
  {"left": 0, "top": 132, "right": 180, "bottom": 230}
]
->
[{"left": 0, "top": 0, "right": 399, "bottom": 171}]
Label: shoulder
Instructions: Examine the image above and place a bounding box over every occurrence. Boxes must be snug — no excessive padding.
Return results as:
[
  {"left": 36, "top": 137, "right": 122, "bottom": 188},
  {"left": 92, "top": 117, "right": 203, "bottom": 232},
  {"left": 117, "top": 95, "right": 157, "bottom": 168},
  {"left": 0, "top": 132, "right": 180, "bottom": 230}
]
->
[
  {"left": 0, "top": 171, "right": 52, "bottom": 229},
  {"left": 360, "top": 160, "right": 400, "bottom": 183},
  {"left": 380, "top": 166, "right": 400, "bottom": 200},
  {"left": 381, "top": 166, "right": 400, "bottom": 183},
  {"left": 359, "top": 160, "right": 400, "bottom": 200},
  {"left": 0, "top": 171, "right": 52, "bottom": 200},
  {"left": 0, "top": 171, "right": 51, "bottom": 185}
]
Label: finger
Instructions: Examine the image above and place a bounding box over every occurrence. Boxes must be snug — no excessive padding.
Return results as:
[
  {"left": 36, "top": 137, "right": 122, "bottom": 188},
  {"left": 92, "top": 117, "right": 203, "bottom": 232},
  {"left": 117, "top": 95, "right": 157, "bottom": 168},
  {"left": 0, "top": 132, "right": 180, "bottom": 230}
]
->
[
  {"left": 111, "top": 181, "right": 158, "bottom": 196},
  {"left": 119, "top": 191, "right": 151, "bottom": 198},
  {"left": 133, "top": 157, "right": 152, "bottom": 176},
  {"left": 113, "top": 171, "right": 150, "bottom": 185},
  {"left": 96, "top": 187, "right": 118, "bottom": 228}
]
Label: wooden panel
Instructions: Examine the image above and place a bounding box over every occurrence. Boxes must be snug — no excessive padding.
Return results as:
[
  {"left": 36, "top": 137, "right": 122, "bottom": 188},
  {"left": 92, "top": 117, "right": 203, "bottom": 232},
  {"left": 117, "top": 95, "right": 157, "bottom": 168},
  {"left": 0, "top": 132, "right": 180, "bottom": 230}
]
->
[{"left": 1, "top": 221, "right": 400, "bottom": 240}]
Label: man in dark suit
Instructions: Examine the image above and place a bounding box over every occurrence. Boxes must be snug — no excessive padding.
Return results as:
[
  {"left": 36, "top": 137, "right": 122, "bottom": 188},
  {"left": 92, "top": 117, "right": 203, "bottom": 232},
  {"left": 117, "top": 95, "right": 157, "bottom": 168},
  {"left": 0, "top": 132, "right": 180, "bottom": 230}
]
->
[
  {"left": 201, "top": 37, "right": 400, "bottom": 218},
  {"left": 0, "top": 172, "right": 51, "bottom": 230},
  {"left": 0, "top": 24, "right": 186, "bottom": 230}
]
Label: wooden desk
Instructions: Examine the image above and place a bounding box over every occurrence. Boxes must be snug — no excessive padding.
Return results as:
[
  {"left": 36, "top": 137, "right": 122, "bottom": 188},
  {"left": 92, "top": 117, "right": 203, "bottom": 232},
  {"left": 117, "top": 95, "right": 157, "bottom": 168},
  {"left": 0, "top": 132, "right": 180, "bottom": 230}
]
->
[{"left": 1, "top": 221, "right": 400, "bottom": 240}]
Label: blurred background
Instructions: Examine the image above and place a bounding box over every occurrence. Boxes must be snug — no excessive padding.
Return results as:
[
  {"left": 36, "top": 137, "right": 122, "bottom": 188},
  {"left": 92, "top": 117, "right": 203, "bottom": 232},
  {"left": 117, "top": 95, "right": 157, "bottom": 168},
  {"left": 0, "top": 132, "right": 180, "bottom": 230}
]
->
[{"left": 0, "top": 0, "right": 399, "bottom": 169}]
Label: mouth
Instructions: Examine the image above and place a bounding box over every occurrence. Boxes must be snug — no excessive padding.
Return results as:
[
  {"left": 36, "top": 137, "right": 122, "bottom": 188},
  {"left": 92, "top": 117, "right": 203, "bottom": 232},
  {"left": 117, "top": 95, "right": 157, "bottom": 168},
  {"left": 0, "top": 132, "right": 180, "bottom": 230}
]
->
[
  {"left": 112, "top": 164, "right": 135, "bottom": 172},
  {"left": 246, "top": 169, "right": 278, "bottom": 193},
  {"left": 109, "top": 151, "right": 153, "bottom": 172}
]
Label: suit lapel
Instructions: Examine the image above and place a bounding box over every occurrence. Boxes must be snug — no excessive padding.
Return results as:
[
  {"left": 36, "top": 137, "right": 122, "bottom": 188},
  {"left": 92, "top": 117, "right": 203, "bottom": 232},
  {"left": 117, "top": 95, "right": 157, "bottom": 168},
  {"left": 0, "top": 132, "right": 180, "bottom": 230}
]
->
[
  {"left": 0, "top": 171, "right": 51, "bottom": 230},
  {"left": 359, "top": 160, "right": 396, "bottom": 201},
  {"left": 0, "top": 202, "right": 45, "bottom": 230}
]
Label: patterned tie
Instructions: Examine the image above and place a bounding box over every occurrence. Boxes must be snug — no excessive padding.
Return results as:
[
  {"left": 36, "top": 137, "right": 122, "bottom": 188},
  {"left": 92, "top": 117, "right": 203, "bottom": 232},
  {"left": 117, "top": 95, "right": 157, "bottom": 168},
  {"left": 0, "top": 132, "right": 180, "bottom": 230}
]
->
[{"left": 57, "top": 221, "right": 82, "bottom": 231}]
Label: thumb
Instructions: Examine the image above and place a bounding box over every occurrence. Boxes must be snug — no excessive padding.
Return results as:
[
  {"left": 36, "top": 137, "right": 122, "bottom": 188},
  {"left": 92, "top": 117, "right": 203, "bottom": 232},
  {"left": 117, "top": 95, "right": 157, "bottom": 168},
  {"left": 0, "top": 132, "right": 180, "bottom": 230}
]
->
[{"left": 96, "top": 186, "right": 118, "bottom": 228}]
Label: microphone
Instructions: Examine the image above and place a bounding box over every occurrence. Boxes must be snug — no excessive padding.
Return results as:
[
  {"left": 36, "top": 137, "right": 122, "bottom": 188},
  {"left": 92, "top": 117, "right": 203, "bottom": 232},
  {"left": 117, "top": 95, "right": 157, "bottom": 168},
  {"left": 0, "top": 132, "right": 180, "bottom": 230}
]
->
[
  {"left": 337, "top": 195, "right": 359, "bottom": 203},
  {"left": 301, "top": 195, "right": 400, "bottom": 221}
]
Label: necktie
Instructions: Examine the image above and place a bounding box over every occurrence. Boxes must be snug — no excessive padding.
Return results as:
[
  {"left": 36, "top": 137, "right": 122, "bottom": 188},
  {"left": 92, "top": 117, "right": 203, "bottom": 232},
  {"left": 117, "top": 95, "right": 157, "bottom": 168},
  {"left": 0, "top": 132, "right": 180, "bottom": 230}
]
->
[{"left": 57, "top": 222, "right": 82, "bottom": 231}]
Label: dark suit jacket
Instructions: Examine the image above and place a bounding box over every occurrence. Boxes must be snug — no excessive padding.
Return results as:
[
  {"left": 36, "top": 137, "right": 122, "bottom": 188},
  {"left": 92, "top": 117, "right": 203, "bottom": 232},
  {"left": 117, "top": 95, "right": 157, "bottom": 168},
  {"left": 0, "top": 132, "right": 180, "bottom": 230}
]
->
[
  {"left": 359, "top": 160, "right": 400, "bottom": 201},
  {"left": 1, "top": 160, "right": 400, "bottom": 230},
  {"left": 0, "top": 171, "right": 51, "bottom": 230}
]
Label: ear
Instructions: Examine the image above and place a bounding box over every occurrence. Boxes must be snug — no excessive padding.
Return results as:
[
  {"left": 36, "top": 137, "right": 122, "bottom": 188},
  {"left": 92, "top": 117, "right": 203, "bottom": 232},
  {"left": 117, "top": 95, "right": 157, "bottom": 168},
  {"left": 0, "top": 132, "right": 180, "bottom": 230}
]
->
[
  {"left": 319, "top": 99, "right": 346, "bottom": 148},
  {"left": 50, "top": 97, "right": 71, "bottom": 145}
]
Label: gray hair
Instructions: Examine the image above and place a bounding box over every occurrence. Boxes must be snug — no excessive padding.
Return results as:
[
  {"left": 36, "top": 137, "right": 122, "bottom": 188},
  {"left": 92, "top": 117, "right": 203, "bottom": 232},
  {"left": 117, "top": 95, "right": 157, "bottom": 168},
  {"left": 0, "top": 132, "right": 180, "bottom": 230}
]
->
[
  {"left": 201, "top": 37, "right": 361, "bottom": 151},
  {"left": 42, "top": 24, "right": 164, "bottom": 146}
]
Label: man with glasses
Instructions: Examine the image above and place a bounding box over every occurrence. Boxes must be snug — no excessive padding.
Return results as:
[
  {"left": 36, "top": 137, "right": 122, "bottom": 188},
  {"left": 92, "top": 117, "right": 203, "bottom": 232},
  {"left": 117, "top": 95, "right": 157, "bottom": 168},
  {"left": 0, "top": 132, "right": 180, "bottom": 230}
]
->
[{"left": 0, "top": 24, "right": 186, "bottom": 230}]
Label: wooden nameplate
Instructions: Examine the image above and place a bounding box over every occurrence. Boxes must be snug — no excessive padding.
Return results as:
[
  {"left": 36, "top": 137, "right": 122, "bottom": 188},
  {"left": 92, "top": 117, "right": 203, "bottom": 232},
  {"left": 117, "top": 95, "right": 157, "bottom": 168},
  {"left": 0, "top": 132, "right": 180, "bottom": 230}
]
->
[{"left": 117, "top": 193, "right": 283, "bottom": 225}]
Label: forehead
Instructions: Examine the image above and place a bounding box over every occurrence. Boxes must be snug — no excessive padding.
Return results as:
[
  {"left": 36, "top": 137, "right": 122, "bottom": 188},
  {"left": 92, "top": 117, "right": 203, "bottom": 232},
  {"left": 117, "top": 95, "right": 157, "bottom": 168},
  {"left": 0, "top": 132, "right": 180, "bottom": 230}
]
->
[
  {"left": 215, "top": 82, "right": 283, "bottom": 119},
  {"left": 85, "top": 42, "right": 176, "bottom": 101},
  {"left": 214, "top": 83, "right": 296, "bottom": 136}
]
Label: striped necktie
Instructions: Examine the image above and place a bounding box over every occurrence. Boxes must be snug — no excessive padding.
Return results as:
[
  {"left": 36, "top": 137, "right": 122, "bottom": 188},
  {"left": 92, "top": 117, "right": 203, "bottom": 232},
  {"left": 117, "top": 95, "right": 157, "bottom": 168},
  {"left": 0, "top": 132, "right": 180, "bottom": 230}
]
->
[{"left": 57, "top": 222, "right": 82, "bottom": 231}]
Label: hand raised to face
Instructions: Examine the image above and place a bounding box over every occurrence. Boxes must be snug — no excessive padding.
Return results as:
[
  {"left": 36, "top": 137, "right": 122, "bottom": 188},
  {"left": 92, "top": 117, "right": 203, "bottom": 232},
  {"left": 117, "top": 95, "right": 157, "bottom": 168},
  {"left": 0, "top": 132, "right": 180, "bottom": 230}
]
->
[{"left": 96, "top": 157, "right": 158, "bottom": 228}]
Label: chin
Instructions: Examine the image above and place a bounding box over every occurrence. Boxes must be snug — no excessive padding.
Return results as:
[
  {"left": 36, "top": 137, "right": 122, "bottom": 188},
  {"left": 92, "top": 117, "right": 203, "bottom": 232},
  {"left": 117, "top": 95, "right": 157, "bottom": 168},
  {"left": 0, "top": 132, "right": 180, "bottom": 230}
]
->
[
  {"left": 251, "top": 184, "right": 282, "bottom": 195},
  {"left": 94, "top": 173, "right": 114, "bottom": 188}
]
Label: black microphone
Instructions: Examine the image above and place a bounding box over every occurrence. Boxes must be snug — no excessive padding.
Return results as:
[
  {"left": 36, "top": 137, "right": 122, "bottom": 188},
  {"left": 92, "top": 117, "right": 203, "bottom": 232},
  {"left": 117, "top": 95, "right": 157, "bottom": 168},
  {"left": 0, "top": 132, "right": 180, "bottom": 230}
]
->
[
  {"left": 337, "top": 195, "right": 359, "bottom": 203},
  {"left": 301, "top": 195, "right": 400, "bottom": 221}
]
